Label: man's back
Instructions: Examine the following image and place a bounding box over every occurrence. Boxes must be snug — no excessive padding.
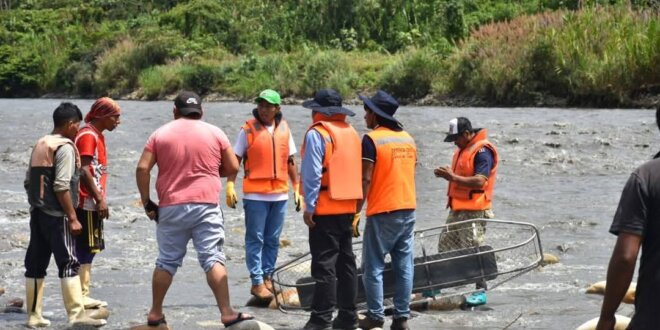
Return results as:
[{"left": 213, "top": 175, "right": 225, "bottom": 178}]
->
[
  {"left": 609, "top": 157, "right": 660, "bottom": 327},
  {"left": 144, "top": 118, "right": 230, "bottom": 207}
]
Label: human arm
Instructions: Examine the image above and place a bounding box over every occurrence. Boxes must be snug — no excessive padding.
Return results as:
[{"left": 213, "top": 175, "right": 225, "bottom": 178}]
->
[
  {"left": 135, "top": 150, "right": 158, "bottom": 220},
  {"left": 595, "top": 232, "right": 641, "bottom": 330},
  {"left": 434, "top": 166, "right": 487, "bottom": 188},
  {"left": 301, "top": 130, "right": 325, "bottom": 228},
  {"left": 225, "top": 129, "right": 245, "bottom": 208},
  {"left": 596, "top": 172, "right": 647, "bottom": 330},
  {"left": 53, "top": 144, "right": 81, "bottom": 234},
  {"left": 434, "top": 147, "right": 493, "bottom": 188},
  {"left": 79, "top": 155, "right": 108, "bottom": 219},
  {"left": 220, "top": 145, "right": 239, "bottom": 178}
]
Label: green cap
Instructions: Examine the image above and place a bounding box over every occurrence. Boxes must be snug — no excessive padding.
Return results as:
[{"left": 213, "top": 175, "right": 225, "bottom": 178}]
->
[{"left": 255, "top": 89, "right": 281, "bottom": 105}]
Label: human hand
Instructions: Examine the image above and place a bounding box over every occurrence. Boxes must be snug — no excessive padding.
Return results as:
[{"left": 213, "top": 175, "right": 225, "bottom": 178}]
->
[
  {"left": 434, "top": 166, "right": 453, "bottom": 181},
  {"left": 68, "top": 217, "right": 82, "bottom": 235},
  {"left": 303, "top": 211, "right": 315, "bottom": 229},
  {"left": 97, "top": 198, "right": 109, "bottom": 219},
  {"left": 143, "top": 199, "right": 159, "bottom": 223},
  {"left": 226, "top": 181, "right": 238, "bottom": 209},
  {"left": 352, "top": 213, "right": 360, "bottom": 238},
  {"left": 293, "top": 183, "right": 302, "bottom": 212}
]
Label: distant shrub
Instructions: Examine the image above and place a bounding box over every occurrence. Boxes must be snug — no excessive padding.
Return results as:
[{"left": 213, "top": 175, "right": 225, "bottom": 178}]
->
[{"left": 379, "top": 49, "right": 443, "bottom": 102}]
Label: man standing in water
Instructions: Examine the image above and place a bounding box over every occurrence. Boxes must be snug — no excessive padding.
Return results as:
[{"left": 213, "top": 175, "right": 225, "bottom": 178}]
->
[
  {"left": 136, "top": 91, "right": 254, "bottom": 328},
  {"left": 356, "top": 90, "right": 417, "bottom": 330},
  {"left": 434, "top": 117, "right": 499, "bottom": 307},
  {"left": 225, "top": 89, "right": 302, "bottom": 301},
  {"left": 75, "top": 97, "right": 121, "bottom": 309},
  {"left": 596, "top": 107, "right": 660, "bottom": 330},
  {"left": 24, "top": 102, "right": 106, "bottom": 328},
  {"left": 300, "top": 89, "right": 362, "bottom": 330}
]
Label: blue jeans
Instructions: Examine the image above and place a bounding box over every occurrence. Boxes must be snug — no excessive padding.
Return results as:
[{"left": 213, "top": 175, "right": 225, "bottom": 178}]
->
[
  {"left": 244, "top": 199, "right": 287, "bottom": 285},
  {"left": 362, "top": 210, "right": 415, "bottom": 321}
]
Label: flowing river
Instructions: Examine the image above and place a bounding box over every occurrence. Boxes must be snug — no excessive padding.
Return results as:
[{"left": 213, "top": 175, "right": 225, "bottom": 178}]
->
[{"left": 0, "top": 99, "right": 656, "bottom": 329}]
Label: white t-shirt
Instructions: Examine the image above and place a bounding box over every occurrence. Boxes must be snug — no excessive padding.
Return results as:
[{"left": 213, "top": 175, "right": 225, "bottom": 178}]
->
[{"left": 233, "top": 125, "right": 297, "bottom": 201}]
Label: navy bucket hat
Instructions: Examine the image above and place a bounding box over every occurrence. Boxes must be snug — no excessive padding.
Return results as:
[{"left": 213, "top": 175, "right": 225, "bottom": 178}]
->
[
  {"left": 358, "top": 90, "right": 402, "bottom": 127},
  {"left": 302, "top": 89, "right": 355, "bottom": 116}
]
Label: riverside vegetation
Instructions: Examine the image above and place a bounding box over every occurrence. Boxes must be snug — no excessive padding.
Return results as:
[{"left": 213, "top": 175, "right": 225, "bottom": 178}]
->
[{"left": 0, "top": 0, "right": 658, "bottom": 107}]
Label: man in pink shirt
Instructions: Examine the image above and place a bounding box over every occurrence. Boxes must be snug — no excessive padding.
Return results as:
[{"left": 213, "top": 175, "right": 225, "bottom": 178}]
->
[{"left": 135, "top": 91, "right": 254, "bottom": 327}]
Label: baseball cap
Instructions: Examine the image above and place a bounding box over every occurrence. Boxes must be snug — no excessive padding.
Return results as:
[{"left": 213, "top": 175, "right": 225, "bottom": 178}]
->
[
  {"left": 174, "top": 91, "right": 202, "bottom": 116},
  {"left": 255, "top": 89, "right": 281, "bottom": 105},
  {"left": 444, "top": 117, "right": 473, "bottom": 142}
]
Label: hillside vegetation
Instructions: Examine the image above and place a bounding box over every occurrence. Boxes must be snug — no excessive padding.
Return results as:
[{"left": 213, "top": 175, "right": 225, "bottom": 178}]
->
[{"left": 0, "top": 0, "right": 657, "bottom": 107}]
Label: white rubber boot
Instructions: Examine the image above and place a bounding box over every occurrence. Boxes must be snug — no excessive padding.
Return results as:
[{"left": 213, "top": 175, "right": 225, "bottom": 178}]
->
[
  {"left": 25, "top": 277, "right": 50, "bottom": 328},
  {"left": 80, "top": 263, "right": 108, "bottom": 308},
  {"left": 61, "top": 276, "right": 106, "bottom": 327}
]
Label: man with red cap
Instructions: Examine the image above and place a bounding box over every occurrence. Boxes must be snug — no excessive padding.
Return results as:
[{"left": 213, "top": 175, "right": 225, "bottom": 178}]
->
[{"left": 74, "top": 97, "right": 121, "bottom": 309}]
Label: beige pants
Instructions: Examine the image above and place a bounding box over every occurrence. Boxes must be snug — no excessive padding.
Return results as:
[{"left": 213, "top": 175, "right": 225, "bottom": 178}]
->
[{"left": 437, "top": 209, "right": 494, "bottom": 252}]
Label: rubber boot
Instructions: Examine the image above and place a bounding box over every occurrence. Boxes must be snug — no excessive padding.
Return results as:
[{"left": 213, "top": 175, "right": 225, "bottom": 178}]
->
[
  {"left": 79, "top": 263, "right": 108, "bottom": 308},
  {"left": 25, "top": 277, "right": 50, "bottom": 328},
  {"left": 60, "top": 276, "right": 107, "bottom": 327}
]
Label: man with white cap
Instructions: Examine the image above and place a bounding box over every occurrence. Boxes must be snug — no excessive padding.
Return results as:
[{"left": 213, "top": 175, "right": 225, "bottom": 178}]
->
[{"left": 434, "top": 116, "right": 499, "bottom": 307}]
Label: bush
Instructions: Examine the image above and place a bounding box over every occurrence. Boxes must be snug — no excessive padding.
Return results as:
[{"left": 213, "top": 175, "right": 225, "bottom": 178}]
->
[{"left": 379, "top": 49, "right": 444, "bottom": 102}]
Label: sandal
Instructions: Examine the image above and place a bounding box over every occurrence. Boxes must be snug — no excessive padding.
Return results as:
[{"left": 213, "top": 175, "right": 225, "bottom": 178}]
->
[
  {"left": 147, "top": 315, "right": 167, "bottom": 327},
  {"left": 222, "top": 312, "right": 254, "bottom": 328}
]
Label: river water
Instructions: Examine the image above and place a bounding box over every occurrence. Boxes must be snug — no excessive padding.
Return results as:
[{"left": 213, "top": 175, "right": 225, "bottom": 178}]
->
[{"left": 0, "top": 99, "right": 656, "bottom": 329}]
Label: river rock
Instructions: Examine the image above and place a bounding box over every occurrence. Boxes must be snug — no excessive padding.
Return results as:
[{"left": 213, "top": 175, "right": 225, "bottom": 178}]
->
[
  {"left": 576, "top": 315, "right": 630, "bottom": 330},
  {"left": 196, "top": 319, "right": 275, "bottom": 329},
  {"left": 541, "top": 253, "right": 560, "bottom": 266},
  {"left": 6, "top": 297, "right": 23, "bottom": 308},
  {"left": 267, "top": 288, "right": 299, "bottom": 309},
  {"left": 245, "top": 295, "right": 272, "bottom": 308},
  {"left": 1, "top": 306, "right": 24, "bottom": 313},
  {"left": 85, "top": 307, "right": 110, "bottom": 320},
  {"left": 585, "top": 281, "right": 636, "bottom": 304},
  {"left": 0, "top": 287, "right": 4, "bottom": 296},
  {"left": 130, "top": 324, "right": 170, "bottom": 330},
  {"left": 280, "top": 239, "right": 292, "bottom": 248}
]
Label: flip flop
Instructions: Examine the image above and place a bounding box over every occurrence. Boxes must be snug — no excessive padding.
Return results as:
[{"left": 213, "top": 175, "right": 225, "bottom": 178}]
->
[
  {"left": 147, "top": 315, "right": 167, "bottom": 327},
  {"left": 222, "top": 312, "right": 254, "bottom": 328}
]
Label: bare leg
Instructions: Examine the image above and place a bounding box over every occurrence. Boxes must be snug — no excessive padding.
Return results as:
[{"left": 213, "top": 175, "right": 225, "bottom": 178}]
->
[
  {"left": 206, "top": 262, "right": 252, "bottom": 324},
  {"left": 148, "top": 268, "right": 173, "bottom": 322}
]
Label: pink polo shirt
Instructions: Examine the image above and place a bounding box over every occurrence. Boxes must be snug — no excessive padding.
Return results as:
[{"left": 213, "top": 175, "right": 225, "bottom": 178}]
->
[{"left": 144, "top": 118, "right": 231, "bottom": 207}]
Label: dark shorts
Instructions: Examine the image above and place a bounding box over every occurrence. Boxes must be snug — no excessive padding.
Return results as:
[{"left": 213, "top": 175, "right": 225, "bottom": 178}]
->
[{"left": 76, "top": 208, "right": 105, "bottom": 253}]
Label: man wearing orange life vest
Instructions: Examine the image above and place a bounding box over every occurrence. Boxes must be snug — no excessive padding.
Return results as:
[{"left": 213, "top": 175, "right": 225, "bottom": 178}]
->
[
  {"left": 356, "top": 90, "right": 417, "bottom": 330},
  {"left": 434, "top": 117, "right": 499, "bottom": 307},
  {"left": 300, "top": 89, "right": 362, "bottom": 330},
  {"left": 225, "top": 89, "right": 302, "bottom": 300}
]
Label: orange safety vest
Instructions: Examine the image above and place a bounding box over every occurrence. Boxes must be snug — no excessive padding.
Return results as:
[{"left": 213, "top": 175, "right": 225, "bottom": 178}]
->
[
  {"left": 242, "top": 118, "right": 290, "bottom": 194},
  {"left": 302, "top": 116, "right": 362, "bottom": 215},
  {"left": 447, "top": 129, "right": 498, "bottom": 211},
  {"left": 366, "top": 127, "right": 417, "bottom": 216}
]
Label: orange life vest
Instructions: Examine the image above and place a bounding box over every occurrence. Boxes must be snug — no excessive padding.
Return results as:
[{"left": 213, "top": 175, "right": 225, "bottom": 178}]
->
[
  {"left": 302, "top": 115, "right": 362, "bottom": 215},
  {"left": 366, "top": 127, "right": 417, "bottom": 216},
  {"left": 447, "top": 129, "right": 498, "bottom": 211},
  {"left": 242, "top": 118, "right": 290, "bottom": 194}
]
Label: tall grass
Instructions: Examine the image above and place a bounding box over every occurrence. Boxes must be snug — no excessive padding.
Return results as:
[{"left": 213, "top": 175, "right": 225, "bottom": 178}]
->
[{"left": 442, "top": 7, "right": 659, "bottom": 106}]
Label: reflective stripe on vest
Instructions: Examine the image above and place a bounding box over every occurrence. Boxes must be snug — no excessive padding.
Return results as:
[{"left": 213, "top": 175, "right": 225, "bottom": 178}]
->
[
  {"left": 447, "top": 129, "right": 498, "bottom": 211},
  {"left": 242, "top": 118, "right": 290, "bottom": 194},
  {"left": 302, "top": 119, "right": 362, "bottom": 215},
  {"left": 366, "top": 127, "right": 417, "bottom": 216}
]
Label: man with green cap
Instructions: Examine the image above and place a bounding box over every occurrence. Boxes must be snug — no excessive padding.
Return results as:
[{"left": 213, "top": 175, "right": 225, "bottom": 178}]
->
[{"left": 226, "top": 89, "right": 302, "bottom": 300}]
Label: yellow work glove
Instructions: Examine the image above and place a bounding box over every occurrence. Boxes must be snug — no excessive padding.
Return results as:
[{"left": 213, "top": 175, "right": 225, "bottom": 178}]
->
[
  {"left": 352, "top": 213, "right": 360, "bottom": 238},
  {"left": 226, "top": 181, "right": 238, "bottom": 209},
  {"left": 293, "top": 183, "right": 302, "bottom": 212}
]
